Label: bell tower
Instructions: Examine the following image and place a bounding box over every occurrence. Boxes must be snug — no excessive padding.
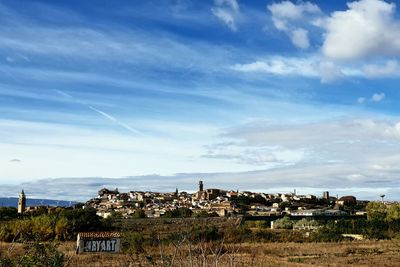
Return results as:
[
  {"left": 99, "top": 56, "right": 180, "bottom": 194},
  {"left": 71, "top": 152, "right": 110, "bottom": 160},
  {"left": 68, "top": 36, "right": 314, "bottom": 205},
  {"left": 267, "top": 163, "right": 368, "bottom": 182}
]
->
[
  {"left": 18, "top": 190, "right": 26, "bottom": 214},
  {"left": 199, "top": 180, "right": 204, "bottom": 192}
]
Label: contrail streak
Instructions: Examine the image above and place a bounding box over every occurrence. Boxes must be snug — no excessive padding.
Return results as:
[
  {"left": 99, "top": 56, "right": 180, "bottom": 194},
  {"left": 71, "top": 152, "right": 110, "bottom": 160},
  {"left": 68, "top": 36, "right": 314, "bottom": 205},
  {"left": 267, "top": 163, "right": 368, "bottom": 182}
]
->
[
  {"left": 54, "top": 89, "right": 143, "bottom": 136},
  {"left": 88, "top": 105, "right": 142, "bottom": 135},
  {"left": 54, "top": 89, "right": 73, "bottom": 99}
]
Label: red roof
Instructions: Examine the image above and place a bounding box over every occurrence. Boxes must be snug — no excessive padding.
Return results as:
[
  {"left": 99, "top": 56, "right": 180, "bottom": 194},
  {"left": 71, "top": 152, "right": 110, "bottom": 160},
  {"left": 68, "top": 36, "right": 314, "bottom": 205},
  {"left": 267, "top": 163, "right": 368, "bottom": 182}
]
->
[{"left": 78, "top": 232, "right": 121, "bottom": 239}]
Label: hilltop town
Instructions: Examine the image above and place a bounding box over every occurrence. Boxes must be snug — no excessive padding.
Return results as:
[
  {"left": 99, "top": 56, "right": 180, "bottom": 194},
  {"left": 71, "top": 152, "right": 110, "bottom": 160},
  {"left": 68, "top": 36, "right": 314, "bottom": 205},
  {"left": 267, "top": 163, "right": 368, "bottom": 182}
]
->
[{"left": 83, "top": 180, "right": 369, "bottom": 219}]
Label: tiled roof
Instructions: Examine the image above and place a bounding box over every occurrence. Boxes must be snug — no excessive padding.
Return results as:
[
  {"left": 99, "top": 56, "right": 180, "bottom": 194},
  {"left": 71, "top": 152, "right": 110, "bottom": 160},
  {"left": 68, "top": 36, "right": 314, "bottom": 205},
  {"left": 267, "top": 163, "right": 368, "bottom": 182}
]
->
[{"left": 78, "top": 232, "right": 121, "bottom": 239}]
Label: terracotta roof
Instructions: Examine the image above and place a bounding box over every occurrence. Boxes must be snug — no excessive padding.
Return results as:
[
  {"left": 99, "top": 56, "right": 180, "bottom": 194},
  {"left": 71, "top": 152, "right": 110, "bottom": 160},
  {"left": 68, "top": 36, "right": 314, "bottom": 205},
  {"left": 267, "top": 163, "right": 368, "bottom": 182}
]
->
[
  {"left": 78, "top": 232, "right": 121, "bottom": 239},
  {"left": 339, "top": 196, "right": 357, "bottom": 202}
]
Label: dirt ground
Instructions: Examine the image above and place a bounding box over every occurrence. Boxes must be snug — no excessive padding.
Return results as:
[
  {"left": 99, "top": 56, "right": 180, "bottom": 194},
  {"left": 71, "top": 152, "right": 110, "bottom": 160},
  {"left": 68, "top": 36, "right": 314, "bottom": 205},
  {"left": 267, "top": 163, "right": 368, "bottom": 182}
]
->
[{"left": 3, "top": 239, "right": 400, "bottom": 266}]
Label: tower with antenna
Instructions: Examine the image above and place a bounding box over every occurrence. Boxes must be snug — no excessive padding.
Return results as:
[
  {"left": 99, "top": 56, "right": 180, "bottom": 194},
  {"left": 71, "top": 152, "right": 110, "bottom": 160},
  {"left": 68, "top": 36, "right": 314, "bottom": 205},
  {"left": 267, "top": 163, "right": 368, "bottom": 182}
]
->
[{"left": 18, "top": 189, "right": 26, "bottom": 214}]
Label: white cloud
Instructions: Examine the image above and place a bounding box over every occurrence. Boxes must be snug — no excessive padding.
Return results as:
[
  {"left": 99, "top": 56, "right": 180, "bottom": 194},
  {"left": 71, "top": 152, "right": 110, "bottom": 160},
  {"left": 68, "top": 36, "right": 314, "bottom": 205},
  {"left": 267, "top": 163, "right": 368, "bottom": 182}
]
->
[
  {"left": 183, "top": 118, "right": 400, "bottom": 200},
  {"left": 362, "top": 60, "right": 400, "bottom": 77},
  {"left": 371, "top": 92, "right": 385, "bottom": 102},
  {"left": 322, "top": 0, "right": 400, "bottom": 60},
  {"left": 319, "top": 61, "right": 343, "bottom": 83},
  {"left": 358, "top": 92, "right": 385, "bottom": 103},
  {"left": 383, "top": 122, "right": 400, "bottom": 138},
  {"left": 357, "top": 97, "right": 366, "bottom": 104},
  {"left": 231, "top": 56, "right": 318, "bottom": 77},
  {"left": 0, "top": 118, "right": 277, "bottom": 183},
  {"left": 230, "top": 56, "right": 400, "bottom": 82},
  {"left": 211, "top": 0, "right": 240, "bottom": 32},
  {"left": 267, "top": 1, "right": 321, "bottom": 21},
  {"left": 268, "top": 1, "right": 321, "bottom": 49},
  {"left": 231, "top": 57, "right": 350, "bottom": 83},
  {"left": 223, "top": 119, "right": 400, "bottom": 148},
  {"left": 290, "top": 28, "right": 309, "bottom": 49},
  {"left": 215, "top": 0, "right": 239, "bottom": 12}
]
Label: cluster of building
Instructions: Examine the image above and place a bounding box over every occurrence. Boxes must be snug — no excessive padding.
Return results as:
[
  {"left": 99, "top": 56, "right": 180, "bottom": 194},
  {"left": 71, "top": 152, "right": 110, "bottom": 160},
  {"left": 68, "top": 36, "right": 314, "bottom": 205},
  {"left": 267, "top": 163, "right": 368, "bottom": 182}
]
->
[{"left": 84, "top": 181, "right": 364, "bottom": 219}]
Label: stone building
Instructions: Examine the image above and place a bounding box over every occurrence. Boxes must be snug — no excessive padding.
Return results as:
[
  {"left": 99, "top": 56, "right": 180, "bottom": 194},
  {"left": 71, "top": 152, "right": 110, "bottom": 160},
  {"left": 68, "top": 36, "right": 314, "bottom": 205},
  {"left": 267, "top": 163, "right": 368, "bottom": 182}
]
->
[{"left": 18, "top": 189, "right": 26, "bottom": 214}]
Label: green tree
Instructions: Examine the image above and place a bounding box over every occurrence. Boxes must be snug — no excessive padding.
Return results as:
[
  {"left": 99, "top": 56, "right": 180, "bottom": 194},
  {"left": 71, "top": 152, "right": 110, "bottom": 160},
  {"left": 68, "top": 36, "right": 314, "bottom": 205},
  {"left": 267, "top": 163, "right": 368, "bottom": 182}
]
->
[
  {"left": 31, "top": 215, "right": 54, "bottom": 240},
  {"left": 132, "top": 209, "right": 146, "bottom": 219},
  {"left": 293, "top": 218, "right": 319, "bottom": 228},
  {"left": 0, "top": 207, "right": 18, "bottom": 221},
  {"left": 366, "top": 202, "right": 386, "bottom": 221},
  {"left": 272, "top": 216, "right": 293, "bottom": 229},
  {"left": 164, "top": 207, "right": 193, "bottom": 218},
  {"left": 62, "top": 207, "right": 101, "bottom": 233},
  {"left": 386, "top": 204, "right": 400, "bottom": 222},
  {"left": 55, "top": 216, "right": 70, "bottom": 240}
]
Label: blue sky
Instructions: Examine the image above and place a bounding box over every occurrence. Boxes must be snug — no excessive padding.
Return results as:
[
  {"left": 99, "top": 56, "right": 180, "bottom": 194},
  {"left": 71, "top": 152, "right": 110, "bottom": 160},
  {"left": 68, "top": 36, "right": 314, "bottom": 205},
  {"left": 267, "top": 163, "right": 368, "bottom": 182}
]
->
[{"left": 1, "top": 0, "right": 400, "bottom": 200}]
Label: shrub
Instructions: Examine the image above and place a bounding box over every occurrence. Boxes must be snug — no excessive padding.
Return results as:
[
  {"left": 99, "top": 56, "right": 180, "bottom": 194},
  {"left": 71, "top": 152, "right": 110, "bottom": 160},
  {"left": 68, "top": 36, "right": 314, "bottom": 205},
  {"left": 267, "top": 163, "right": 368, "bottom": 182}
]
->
[
  {"left": 310, "top": 227, "right": 345, "bottom": 242},
  {"left": 273, "top": 217, "right": 293, "bottom": 229},
  {"left": 122, "top": 232, "right": 145, "bottom": 254},
  {"left": 132, "top": 209, "right": 146, "bottom": 219},
  {"left": 0, "top": 242, "right": 65, "bottom": 267}
]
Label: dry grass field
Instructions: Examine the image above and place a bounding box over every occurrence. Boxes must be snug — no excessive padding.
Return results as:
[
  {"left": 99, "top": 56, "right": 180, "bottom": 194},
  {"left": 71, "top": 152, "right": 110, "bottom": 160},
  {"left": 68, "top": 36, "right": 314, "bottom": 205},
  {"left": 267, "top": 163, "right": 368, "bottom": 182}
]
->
[{"left": 3, "top": 239, "right": 400, "bottom": 267}]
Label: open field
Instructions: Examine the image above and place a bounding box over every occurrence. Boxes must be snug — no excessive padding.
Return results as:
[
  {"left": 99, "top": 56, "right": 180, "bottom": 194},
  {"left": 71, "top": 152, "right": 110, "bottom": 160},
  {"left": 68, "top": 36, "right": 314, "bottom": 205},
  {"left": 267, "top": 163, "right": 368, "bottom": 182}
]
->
[{"left": 2, "top": 239, "right": 400, "bottom": 266}]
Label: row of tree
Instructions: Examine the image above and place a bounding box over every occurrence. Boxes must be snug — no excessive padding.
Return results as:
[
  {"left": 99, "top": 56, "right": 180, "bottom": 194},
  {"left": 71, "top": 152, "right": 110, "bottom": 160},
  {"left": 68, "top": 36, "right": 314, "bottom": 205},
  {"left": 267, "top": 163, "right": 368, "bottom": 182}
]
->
[{"left": 0, "top": 207, "right": 102, "bottom": 242}]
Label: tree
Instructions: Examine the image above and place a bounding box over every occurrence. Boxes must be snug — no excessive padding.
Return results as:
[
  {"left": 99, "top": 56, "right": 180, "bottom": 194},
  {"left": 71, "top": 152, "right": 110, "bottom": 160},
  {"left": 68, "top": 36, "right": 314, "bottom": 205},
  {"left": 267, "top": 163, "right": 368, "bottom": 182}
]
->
[
  {"left": 55, "top": 217, "right": 70, "bottom": 240},
  {"left": 132, "top": 209, "right": 146, "bottom": 219},
  {"left": 0, "top": 207, "right": 18, "bottom": 221},
  {"left": 366, "top": 202, "right": 386, "bottom": 221},
  {"left": 62, "top": 207, "right": 101, "bottom": 233},
  {"left": 294, "top": 218, "right": 319, "bottom": 228},
  {"left": 164, "top": 208, "right": 193, "bottom": 218},
  {"left": 272, "top": 217, "right": 293, "bottom": 229},
  {"left": 386, "top": 204, "right": 400, "bottom": 222}
]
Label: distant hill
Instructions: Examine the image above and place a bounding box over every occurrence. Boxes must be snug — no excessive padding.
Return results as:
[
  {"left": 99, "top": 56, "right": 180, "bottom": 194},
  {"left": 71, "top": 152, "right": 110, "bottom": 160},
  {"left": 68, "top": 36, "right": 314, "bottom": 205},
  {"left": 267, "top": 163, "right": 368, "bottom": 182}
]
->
[{"left": 0, "top": 197, "right": 77, "bottom": 208}]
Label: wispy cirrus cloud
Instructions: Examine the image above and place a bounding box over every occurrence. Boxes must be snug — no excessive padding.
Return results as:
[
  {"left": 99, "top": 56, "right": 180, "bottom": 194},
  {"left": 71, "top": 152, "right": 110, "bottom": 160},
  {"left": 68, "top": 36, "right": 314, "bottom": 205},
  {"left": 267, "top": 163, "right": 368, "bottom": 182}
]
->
[
  {"left": 230, "top": 56, "right": 318, "bottom": 77},
  {"left": 211, "top": 0, "right": 240, "bottom": 32},
  {"left": 230, "top": 56, "right": 400, "bottom": 82}
]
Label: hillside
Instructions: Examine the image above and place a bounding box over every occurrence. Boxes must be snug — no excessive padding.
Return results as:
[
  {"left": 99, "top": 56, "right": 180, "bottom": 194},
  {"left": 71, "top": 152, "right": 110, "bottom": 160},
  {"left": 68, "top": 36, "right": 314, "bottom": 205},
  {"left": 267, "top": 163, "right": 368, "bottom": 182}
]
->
[{"left": 0, "top": 197, "right": 76, "bottom": 208}]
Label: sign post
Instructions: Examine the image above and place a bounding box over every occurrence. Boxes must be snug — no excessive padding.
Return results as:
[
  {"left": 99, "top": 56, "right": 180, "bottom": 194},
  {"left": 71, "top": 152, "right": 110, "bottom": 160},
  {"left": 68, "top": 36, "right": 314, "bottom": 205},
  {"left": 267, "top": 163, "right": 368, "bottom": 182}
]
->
[{"left": 77, "top": 232, "right": 121, "bottom": 254}]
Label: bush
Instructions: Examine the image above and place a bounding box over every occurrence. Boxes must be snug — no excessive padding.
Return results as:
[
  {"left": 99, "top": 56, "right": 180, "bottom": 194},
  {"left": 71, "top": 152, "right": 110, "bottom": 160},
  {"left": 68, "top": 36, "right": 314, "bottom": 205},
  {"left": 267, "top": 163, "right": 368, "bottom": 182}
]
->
[
  {"left": 293, "top": 218, "right": 319, "bottom": 229},
  {"left": 310, "top": 227, "right": 345, "bottom": 242},
  {"left": 193, "top": 211, "right": 219, "bottom": 218},
  {"left": 190, "top": 226, "right": 222, "bottom": 242},
  {"left": 132, "top": 209, "right": 146, "bottom": 219},
  {"left": 0, "top": 242, "right": 65, "bottom": 267},
  {"left": 164, "top": 208, "right": 193, "bottom": 218},
  {"left": 0, "top": 207, "right": 18, "bottom": 221},
  {"left": 273, "top": 217, "right": 293, "bottom": 229},
  {"left": 364, "top": 219, "right": 389, "bottom": 240},
  {"left": 122, "top": 232, "right": 145, "bottom": 254}
]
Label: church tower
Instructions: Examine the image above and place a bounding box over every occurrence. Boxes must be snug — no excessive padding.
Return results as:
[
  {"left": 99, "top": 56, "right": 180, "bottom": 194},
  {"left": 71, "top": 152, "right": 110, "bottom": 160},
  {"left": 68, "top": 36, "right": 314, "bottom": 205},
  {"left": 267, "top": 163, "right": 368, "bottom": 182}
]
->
[
  {"left": 199, "top": 180, "right": 204, "bottom": 192},
  {"left": 18, "top": 190, "right": 26, "bottom": 214}
]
